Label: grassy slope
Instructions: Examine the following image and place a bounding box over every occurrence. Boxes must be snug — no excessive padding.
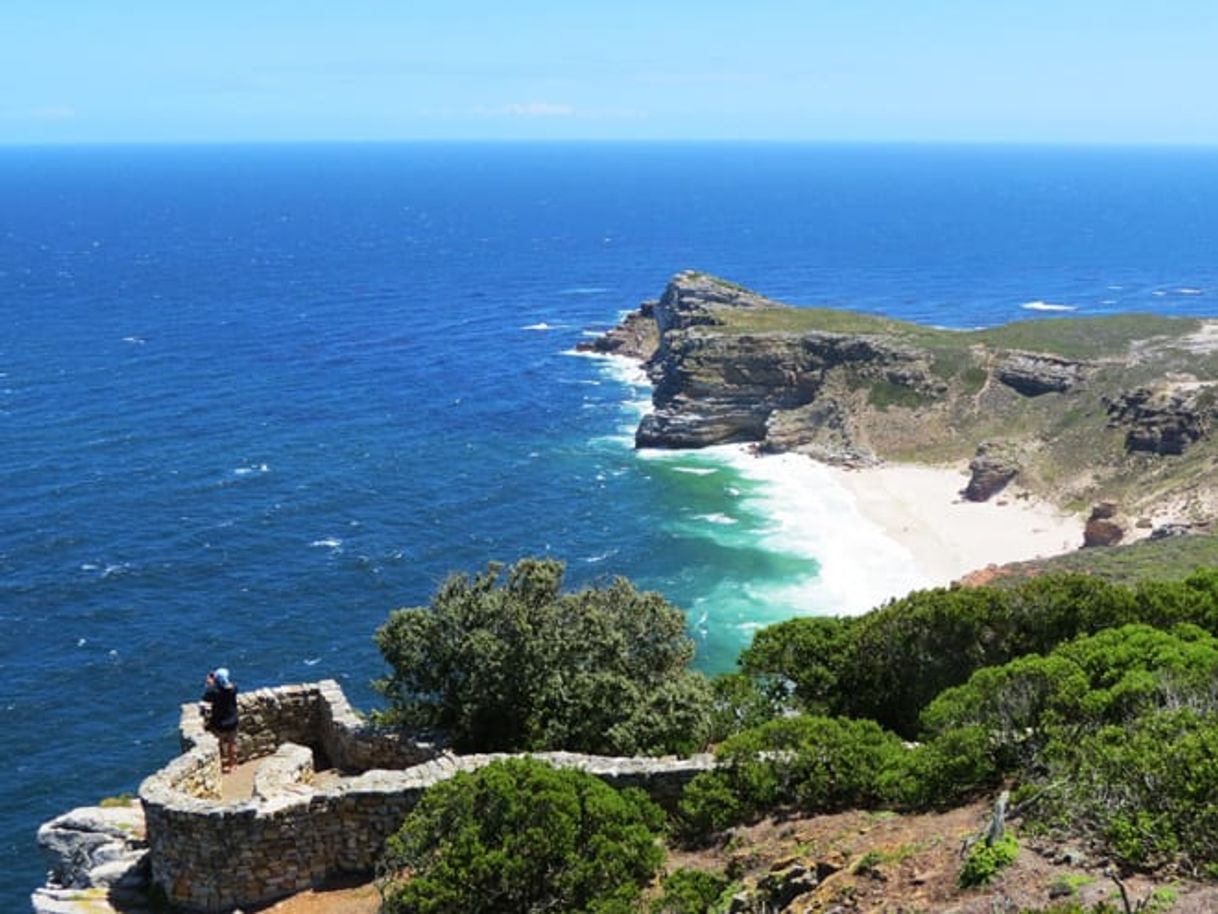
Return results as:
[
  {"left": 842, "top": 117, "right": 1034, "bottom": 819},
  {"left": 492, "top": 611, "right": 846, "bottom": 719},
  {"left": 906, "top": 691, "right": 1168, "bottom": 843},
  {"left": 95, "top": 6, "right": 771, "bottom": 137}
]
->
[
  {"left": 978, "top": 533, "right": 1218, "bottom": 587},
  {"left": 709, "top": 297, "right": 1203, "bottom": 361}
]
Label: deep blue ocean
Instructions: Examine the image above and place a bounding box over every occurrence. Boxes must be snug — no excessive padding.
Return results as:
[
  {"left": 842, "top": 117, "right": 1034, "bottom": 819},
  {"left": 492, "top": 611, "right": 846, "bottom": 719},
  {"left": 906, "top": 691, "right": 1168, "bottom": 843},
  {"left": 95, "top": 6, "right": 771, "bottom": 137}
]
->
[{"left": 4, "top": 143, "right": 1218, "bottom": 906}]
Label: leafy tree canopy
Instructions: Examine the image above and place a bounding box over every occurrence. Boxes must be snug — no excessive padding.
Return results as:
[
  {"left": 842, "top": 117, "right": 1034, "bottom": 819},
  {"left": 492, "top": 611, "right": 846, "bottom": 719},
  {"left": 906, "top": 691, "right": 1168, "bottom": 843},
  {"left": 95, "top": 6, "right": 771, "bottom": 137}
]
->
[{"left": 374, "top": 557, "right": 713, "bottom": 754}]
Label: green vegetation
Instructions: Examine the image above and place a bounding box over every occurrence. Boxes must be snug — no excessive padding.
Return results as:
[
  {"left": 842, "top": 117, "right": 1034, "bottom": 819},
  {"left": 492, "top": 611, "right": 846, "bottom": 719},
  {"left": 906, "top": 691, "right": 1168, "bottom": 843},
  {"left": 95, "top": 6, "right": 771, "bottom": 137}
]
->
[
  {"left": 98, "top": 793, "right": 135, "bottom": 808},
  {"left": 866, "top": 378, "right": 934, "bottom": 410},
  {"left": 378, "top": 758, "right": 665, "bottom": 914},
  {"left": 374, "top": 557, "right": 713, "bottom": 754},
  {"left": 678, "top": 716, "right": 910, "bottom": 836},
  {"left": 371, "top": 549, "right": 1218, "bottom": 906},
  {"left": 977, "top": 534, "right": 1218, "bottom": 588},
  {"left": 741, "top": 570, "right": 1218, "bottom": 736},
  {"left": 649, "top": 869, "right": 734, "bottom": 914},
  {"left": 677, "top": 570, "right": 1218, "bottom": 872},
  {"left": 959, "top": 834, "right": 1019, "bottom": 887},
  {"left": 975, "top": 313, "right": 1201, "bottom": 360}
]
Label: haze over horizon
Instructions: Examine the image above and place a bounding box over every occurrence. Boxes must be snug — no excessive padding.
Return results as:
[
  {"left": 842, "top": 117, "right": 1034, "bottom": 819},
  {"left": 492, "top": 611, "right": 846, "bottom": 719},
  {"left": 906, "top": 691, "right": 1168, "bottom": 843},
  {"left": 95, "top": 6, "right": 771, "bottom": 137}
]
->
[{"left": 3, "top": 0, "right": 1217, "bottom": 147}]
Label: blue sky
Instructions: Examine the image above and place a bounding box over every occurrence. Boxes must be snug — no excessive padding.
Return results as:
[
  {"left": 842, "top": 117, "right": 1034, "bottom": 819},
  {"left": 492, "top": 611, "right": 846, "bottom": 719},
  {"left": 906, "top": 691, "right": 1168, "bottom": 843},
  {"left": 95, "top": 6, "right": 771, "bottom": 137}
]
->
[{"left": 2, "top": 0, "right": 1217, "bottom": 144}]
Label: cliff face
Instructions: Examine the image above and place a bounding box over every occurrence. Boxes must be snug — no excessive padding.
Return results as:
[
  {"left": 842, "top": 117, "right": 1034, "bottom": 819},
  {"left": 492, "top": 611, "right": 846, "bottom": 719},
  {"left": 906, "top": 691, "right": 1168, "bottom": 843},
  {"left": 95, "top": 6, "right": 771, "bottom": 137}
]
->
[{"left": 599, "top": 270, "right": 1218, "bottom": 528}]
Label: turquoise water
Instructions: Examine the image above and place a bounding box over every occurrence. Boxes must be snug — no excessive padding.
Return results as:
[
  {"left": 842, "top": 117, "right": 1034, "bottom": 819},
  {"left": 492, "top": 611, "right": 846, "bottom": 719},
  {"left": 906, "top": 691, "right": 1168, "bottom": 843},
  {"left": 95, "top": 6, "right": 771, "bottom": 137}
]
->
[{"left": 5, "top": 143, "right": 1218, "bottom": 905}]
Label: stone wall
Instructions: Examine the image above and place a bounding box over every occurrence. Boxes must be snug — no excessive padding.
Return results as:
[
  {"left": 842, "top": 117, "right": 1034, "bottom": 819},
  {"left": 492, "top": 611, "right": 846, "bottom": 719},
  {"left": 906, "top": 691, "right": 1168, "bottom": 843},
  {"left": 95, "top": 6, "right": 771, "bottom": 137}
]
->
[{"left": 138, "top": 680, "right": 715, "bottom": 913}]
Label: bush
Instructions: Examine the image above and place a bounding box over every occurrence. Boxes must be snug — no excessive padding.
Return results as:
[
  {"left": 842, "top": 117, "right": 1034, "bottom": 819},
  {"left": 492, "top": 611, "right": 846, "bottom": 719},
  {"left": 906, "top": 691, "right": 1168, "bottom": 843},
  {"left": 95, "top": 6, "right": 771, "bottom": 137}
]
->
[
  {"left": 745, "top": 571, "right": 1218, "bottom": 737},
  {"left": 678, "top": 715, "right": 907, "bottom": 837},
  {"left": 378, "top": 758, "right": 665, "bottom": 914},
  {"left": 739, "top": 615, "right": 853, "bottom": 714},
  {"left": 920, "top": 624, "right": 1218, "bottom": 772},
  {"left": 1031, "top": 709, "right": 1218, "bottom": 869},
  {"left": 374, "top": 558, "right": 713, "bottom": 754},
  {"left": 650, "top": 868, "right": 733, "bottom": 914},
  {"left": 959, "top": 833, "right": 1019, "bottom": 887}
]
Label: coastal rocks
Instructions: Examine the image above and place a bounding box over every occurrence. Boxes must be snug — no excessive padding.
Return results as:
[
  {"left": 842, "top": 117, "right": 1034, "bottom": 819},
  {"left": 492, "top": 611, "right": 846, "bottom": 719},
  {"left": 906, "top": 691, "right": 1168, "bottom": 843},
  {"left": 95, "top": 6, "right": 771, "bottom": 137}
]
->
[
  {"left": 963, "top": 443, "right": 1021, "bottom": 502},
  {"left": 761, "top": 399, "right": 876, "bottom": 465},
  {"left": 1106, "top": 385, "right": 1214, "bottom": 455},
  {"left": 995, "top": 351, "right": 1089, "bottom": 396},
  {"left": 37, "top": 805, "right": 148, "bottom": 890},
  {"left": 637, "top": 291, "right": 940, "bottom": 452},
  {"left": 651, "top": 269, "right": 776, "bottom": 335},
  {"left": 33, "top": 805, "right": 151, "bottom": 914},
  {"left": 575, "top": 301, "right": 659, "bottom": 360},
  {"left": 1083, "top": 502, "right": 1125, "bottom": 547}
]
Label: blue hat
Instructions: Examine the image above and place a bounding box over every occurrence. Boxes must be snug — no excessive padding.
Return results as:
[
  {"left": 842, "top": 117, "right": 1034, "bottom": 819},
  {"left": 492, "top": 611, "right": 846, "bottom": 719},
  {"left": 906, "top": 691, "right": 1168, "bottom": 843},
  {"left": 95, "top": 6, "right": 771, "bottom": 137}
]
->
[{"left": 214, "top": 667, "right": 230, "bottom": 686}]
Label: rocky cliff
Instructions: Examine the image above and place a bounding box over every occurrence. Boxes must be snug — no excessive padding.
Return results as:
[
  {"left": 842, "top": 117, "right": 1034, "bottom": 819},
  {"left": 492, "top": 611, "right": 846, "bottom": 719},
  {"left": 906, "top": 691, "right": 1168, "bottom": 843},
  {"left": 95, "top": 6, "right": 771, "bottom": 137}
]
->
[{"left": 594, "top": 271, "right": 1218, "bottom": 531}]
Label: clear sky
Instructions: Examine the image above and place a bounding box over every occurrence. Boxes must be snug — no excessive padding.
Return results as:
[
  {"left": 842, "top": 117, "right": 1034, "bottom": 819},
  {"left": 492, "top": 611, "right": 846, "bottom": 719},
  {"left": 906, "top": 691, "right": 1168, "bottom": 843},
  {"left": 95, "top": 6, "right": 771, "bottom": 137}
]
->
[{"left": 3, "top": 0, "right": 1217, "bottom": 145}]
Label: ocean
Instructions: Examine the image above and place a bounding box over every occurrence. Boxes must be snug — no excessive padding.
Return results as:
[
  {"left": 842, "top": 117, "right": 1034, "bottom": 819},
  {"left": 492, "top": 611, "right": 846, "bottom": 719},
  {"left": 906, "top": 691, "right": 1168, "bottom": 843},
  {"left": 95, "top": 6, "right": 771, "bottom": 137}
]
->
[{"left": 4, "top": 142, "right": 1218, "bottom": 905}]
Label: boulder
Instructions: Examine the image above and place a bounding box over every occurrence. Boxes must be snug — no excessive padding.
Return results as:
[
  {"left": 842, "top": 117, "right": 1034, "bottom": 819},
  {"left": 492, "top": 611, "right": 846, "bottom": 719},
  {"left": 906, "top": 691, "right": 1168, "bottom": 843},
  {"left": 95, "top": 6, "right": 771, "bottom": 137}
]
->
[
  {"left": 757, "top": 863, "right": 819, "bottom": 908},
  {"left": 964, "top": 444, "right": 1020, "bottom": 502},
  {"left": 995, "top": 351, "right": 1089, "bottom": 396},
  {"left": 1083, "top": 504, "right": 1125, "bottom": 548},
  {"left": 37, "top": 805, "right": 148, "bottom": 890}
]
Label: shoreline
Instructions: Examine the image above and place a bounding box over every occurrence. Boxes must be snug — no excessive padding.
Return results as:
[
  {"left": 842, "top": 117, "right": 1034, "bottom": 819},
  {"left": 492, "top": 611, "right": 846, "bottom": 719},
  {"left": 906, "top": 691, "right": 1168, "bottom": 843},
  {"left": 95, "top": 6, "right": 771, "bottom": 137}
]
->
[
  {"left": 587, "top": 347, "right": 1087, "bottom": 614},
  {"left": 824, "top": 460, "right": 1085, "bottom": 588}
]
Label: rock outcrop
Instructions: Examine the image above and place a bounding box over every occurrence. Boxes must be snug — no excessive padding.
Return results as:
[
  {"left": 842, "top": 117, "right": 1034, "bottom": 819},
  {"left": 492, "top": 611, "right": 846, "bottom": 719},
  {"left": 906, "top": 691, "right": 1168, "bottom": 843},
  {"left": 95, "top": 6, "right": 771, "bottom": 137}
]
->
[
  {"left": 32, "top": 804, "right": 151, "bottom": 914},
  {"left": 575, "top": 301, "right": 659, "bottom": 360},
  {"left": 964, "top": 443, "right": 1021, "bottom": 502},
  {"left": 995, "top": 351, "right": 1090, "bottom": 396},
  {"left": 1106, "top": 384, "right": 1215, "bottom": 455},
  {"left": 1083, "top": 502, "right": 1125, "bottom": 547},
  {"left": 589, "top": 271, "right": 1218, "bottom": 529},
  {"left": 633, "top": 272, "right": 944, "bottom": 453}
]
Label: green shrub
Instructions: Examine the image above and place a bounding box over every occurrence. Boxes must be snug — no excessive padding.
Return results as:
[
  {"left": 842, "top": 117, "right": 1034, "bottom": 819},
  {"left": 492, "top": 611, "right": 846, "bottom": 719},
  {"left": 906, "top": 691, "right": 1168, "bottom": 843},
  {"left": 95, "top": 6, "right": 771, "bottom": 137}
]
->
[
  {"left": 706, "top": 673, "right": 784, "bottom": 742},
  {"left": 745, "top": 571, "right": 1218, "bottom": 738},
  {"left": 1031, "top": 708, "right": 1218, "bottom": 869},
  {"left": 739, "top": 615, "right": 853, "bottom": 714},
  {"left": 959, "top": 833, "right": 1019, "bottom": 887},
  {"left": 374, "top": 557, "right": 713, "bottom": 754},
  {"left": 679, "top": 715, "right": 907, "bottom": 837},
  {"left": 650, "top": 868, "right": 732, "bottom": 914},
  {"left": 378, "top": 758, "right": 665, "bottom": 914},
  {"left": 920, "top": 624, "right": 1218, "bottom": 778},
  {"left": 887, "top": 725, "right": 1001, "bottom": 808}
]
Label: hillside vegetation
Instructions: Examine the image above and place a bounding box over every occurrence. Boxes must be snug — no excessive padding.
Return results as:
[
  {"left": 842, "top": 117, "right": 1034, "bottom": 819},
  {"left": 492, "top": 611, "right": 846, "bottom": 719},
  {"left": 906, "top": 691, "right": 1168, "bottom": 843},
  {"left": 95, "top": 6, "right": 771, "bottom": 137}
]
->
[{"left": 370, "top": 543, "right": 1218, "bottom": 913}]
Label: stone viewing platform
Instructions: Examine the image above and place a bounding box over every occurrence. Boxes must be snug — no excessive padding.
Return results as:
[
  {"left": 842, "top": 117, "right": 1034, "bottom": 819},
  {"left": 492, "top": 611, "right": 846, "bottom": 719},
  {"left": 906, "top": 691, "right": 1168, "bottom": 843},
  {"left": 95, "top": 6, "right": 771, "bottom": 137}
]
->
[{"left": 33, "top": 680, "right": 715, "bottom": 913}]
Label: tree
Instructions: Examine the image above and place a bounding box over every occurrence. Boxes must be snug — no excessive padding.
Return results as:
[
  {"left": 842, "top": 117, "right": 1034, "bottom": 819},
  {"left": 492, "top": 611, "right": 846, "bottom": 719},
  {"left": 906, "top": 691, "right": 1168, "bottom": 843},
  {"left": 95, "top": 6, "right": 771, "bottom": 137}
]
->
[
  {"left": 378, "top": 758, "right": 665, "bottom": 914},
  {"left": 374, "top": 557, "right": 713, "bottom": 754}
]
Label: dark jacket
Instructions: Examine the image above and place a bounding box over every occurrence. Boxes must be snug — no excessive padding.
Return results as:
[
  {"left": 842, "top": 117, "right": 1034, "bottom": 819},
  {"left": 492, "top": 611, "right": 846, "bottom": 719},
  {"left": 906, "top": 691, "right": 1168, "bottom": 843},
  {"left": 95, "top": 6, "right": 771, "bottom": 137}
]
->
[{"left": 202, "top": 683, "right": 239, "bottom": 731}]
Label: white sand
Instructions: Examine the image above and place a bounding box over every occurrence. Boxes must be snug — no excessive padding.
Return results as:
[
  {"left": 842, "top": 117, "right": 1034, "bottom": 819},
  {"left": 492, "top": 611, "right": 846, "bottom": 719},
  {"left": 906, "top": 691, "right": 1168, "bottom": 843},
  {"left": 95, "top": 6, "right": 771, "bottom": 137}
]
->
[{"left": 825, "top": 461, "right": 1084, "bottom": 587}]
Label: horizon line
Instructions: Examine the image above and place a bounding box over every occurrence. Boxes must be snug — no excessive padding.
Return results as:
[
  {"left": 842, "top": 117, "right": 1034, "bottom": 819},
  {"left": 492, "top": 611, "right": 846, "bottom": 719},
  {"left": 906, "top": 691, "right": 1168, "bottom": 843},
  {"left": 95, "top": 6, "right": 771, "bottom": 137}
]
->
[{"left": 3, "top": 137, "right": 1218, "bottom": 151}]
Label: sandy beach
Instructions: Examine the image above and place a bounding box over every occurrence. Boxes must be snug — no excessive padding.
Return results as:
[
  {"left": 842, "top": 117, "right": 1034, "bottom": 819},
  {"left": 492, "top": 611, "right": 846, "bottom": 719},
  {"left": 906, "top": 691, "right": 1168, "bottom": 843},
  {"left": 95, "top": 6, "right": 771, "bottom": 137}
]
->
[{"left": 826, "top": 461, "right": 1085, "bottom": 587}]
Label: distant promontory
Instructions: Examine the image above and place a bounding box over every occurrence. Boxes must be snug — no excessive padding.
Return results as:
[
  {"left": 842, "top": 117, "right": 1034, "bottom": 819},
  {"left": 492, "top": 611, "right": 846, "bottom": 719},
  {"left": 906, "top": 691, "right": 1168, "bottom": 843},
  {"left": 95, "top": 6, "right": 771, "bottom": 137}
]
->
[{"left": 584, "top": 270, "right": 1218, "bottom": 542}]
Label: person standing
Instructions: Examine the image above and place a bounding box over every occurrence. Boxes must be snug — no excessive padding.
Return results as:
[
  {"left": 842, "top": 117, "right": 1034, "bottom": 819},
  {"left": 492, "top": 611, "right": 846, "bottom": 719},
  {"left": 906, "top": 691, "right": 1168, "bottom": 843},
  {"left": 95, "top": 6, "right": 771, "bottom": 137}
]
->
[{"left": 201, "top": 667, "right": 239, "bottom": 773}]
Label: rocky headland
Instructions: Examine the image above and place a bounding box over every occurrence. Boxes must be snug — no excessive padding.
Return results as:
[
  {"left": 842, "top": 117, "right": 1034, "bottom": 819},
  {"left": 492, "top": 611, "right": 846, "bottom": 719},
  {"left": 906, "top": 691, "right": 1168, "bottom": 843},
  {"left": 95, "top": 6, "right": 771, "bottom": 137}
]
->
[{"left": 583, "top": 270, "right": 1218, "bottom": 541}]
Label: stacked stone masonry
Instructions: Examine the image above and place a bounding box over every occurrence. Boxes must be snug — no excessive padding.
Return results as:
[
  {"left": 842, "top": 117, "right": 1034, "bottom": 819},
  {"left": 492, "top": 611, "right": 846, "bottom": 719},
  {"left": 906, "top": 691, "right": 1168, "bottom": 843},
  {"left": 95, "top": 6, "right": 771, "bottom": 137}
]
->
[{"left": 137, "top": 680, "right": 714, "bottom": 912}]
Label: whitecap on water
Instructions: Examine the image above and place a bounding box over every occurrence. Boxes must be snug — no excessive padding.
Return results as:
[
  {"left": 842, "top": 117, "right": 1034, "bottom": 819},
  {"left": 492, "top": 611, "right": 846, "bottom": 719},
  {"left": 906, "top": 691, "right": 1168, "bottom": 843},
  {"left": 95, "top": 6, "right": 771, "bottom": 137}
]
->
[
  {"left": 310, "top": 537, "right": 343, "bottom": 550},
  {"left": 522, "top": 322, "right": 563, "bottom": 331},
  {"left": 693, "top": 513, "right": 737, "bottom": 525},
  {"left": 1021, "top": 300, "right": 1077, "bottom": 312}
]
